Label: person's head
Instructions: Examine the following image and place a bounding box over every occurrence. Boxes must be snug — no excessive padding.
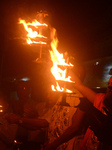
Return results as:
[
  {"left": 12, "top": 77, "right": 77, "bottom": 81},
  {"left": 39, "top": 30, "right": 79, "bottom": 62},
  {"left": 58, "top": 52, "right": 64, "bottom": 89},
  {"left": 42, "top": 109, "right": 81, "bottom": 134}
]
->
[
  {"left": 106, "top": 76, "right": 112, "bottom": 94},
  {"left": 16, "top": 81, "right": 31, "bottom": 99},
  {"left": 103, "top": 76, "right": 112, "bottom": 113},
  {"left": 31, "top": 63, "right": 59, "bottom": 103}
]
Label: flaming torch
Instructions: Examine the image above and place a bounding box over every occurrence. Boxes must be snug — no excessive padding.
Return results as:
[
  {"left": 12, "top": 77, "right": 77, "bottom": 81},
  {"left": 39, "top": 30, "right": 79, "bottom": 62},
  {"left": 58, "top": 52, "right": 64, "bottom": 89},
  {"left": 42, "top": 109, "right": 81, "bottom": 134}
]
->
[
  {"left": 49, "top": 28, "right": 74, "bottom": 93},
  {"left": 19, "top": 11, "right": 48, "bottom": 61},
  {"left": 19, "top": 19, "right": 48, "bottom": 45},
  {"left": 19, "top": 12, "right": 75, "bottom": 94}
]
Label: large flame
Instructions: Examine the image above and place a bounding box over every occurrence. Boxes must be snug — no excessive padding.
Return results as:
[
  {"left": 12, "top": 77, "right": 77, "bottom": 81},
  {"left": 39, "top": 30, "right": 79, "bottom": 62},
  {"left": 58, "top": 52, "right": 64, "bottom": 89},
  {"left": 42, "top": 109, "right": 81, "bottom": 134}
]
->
[
  {"left": 19, "top": 19, "right": 48, "bottom": 44},
  {"left": 49, "top": 28, "right": 74, "bottom": 93},
  {"left": 19, "top": 18, "right": 74, "bottom": 93}
]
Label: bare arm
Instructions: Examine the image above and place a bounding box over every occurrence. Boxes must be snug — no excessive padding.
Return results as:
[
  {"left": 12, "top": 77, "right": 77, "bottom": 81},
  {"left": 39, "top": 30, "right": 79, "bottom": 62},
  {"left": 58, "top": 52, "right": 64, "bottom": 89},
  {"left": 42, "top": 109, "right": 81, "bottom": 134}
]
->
[
  {"left": 67, "top": 70, "right": 97, "bottom": 104},
  {"left": 6, "top": 113, "right": 49, "bottom": 130},
  {"left": 18, "top": 117, "right": 49, "bottom": 130},
  {"left": 44, "top": 108, "right": 85, "bottom": 150},
  {"left": 74, "top": 83, "right": 97, "bottom": 104},
  {"left": 0, "top": 131, "right": 12, "bottom": 147}
]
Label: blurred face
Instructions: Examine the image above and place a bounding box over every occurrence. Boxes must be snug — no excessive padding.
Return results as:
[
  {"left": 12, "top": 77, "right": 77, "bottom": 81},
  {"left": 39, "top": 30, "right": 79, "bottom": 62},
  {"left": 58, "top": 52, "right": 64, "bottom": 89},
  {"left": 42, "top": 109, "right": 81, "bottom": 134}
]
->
[
  {"left": 46, "top": 91, "right": 61, "bottom": 105},
  {"left": 104, "top": 77, "right": 112, "bottom": 112},
  {"left": 17, "top": 82, "right": 31, "bottom": 98},
  {"left": 36, "top": 84, "right": 60, "bottom": 105},
  {"left": 106, "top": 77, "right": 112, "bottom": 94}
]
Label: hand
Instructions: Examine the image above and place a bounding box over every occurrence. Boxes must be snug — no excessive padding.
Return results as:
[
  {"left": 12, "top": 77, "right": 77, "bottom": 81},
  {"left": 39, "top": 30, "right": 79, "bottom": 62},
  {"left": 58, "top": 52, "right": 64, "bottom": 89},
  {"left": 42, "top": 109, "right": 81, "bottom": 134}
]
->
[
  {"left": 5, "top": 113, "right": 21, "bottom": 124},
  {"left": 62, "top": 69, "right": 82, "bottom": 90},
  {"left": 68, "top": 67, "right": 82, "bottom": 84}
]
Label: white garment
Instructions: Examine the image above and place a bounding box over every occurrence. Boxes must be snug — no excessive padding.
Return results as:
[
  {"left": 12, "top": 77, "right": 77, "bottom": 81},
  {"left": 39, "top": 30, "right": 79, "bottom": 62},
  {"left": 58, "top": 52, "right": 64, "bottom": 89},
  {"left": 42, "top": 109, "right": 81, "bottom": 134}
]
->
[{"left": 38, "top": 90, "right": 83, "bottom": 150}]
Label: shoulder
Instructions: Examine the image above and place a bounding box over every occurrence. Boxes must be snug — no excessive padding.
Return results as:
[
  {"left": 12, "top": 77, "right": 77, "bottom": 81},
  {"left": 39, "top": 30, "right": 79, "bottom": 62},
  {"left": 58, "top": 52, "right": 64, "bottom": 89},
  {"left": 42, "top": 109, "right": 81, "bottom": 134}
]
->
[{"left": 94, "top": 93, "right": 105, "bottom": 109}]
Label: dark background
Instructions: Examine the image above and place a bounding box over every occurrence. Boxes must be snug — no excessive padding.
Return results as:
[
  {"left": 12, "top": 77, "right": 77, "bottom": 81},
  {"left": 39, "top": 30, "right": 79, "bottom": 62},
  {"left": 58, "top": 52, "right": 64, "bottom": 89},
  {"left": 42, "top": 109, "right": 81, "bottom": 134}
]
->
[{"left": 0, "top": 0, "right": 112, "bottom": 79}]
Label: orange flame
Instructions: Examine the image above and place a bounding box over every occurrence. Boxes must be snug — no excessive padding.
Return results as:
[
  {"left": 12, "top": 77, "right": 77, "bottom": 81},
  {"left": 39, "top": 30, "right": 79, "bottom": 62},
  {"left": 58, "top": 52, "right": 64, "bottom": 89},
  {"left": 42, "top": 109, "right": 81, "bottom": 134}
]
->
[
  {"left": 49, "top": 28, "right": 74, "bottom": 93},
  {"left": 19, "top": 18, "right": 74, "bottom": 93},
  {"left": 19, "top": 19, "right": 48, "bottom": 44}
]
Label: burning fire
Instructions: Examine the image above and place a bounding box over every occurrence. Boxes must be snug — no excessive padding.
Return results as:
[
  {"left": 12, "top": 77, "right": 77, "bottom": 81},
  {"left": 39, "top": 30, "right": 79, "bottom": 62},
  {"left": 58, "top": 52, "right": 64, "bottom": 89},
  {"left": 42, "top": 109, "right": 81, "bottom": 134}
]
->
[
  {"left": 19, "top": 17, "right": 74, "bottom": 93},
  {"left": 49, "top": 28, "right": 74, "bottom": 93},
  {"left": 19, "top": 19, "right": 48, "bottom": 44}
]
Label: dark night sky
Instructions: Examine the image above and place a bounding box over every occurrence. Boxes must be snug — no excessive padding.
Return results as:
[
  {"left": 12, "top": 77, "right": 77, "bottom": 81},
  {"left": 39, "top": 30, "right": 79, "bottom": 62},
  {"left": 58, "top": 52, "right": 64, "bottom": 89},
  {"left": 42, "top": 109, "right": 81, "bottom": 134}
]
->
[{"left": 0, "top": 0, "right": 112, "bottom": 78}]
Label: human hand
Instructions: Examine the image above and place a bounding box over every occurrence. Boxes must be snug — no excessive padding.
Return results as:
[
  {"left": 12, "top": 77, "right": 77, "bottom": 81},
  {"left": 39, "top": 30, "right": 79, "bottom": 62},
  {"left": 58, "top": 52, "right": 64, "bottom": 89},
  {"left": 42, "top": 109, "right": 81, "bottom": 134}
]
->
[
  {"left": 60, "top": 68, "right": 82, "bottom": 90},
  {"left": 5, "top": 113, "right": 21, "bottom": 124},
  {"left": 68, "top": 67, "right": 82, "bottom": 84}
]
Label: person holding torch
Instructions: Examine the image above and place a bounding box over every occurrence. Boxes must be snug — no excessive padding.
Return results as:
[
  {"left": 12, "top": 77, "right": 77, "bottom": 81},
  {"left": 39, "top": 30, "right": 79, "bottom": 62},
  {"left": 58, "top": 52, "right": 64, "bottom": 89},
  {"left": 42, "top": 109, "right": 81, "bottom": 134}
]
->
[{"left": 44, "top": 68, "right": 112, "bottom": 150}]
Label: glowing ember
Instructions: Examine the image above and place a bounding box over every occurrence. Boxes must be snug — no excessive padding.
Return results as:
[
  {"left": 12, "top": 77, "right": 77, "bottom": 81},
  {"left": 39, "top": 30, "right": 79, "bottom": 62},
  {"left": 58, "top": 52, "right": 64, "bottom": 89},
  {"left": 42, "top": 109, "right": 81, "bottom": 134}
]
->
[
  {"left": 49, "top": 28, "right": 74, "bottom": 93},
  {"left": 0, "top": 105, "right": 3, "bottom": 112},
  {"left": 19, "top": 19, "right": 48, "bottom": 44}
]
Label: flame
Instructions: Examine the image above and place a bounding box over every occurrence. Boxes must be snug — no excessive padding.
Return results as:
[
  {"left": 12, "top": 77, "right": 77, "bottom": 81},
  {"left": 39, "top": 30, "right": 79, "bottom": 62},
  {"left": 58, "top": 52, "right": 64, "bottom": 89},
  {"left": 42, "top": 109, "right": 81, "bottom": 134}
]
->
[
  {"left": 49, "top": 28, "right": 74, "bottom": 93},
  {"left": 19, "top": 17, "right": 74, "bottom": 93},
  {"left": 19, "top": 19, "right": 48, "bottom": 44}
]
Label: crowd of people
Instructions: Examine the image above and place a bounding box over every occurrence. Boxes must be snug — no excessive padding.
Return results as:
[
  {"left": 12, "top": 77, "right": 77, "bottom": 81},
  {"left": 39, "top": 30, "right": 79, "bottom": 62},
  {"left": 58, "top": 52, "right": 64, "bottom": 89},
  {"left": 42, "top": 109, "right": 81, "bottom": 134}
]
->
[{"left": 0, "top": 65, "right": 112, "bottom": 150}]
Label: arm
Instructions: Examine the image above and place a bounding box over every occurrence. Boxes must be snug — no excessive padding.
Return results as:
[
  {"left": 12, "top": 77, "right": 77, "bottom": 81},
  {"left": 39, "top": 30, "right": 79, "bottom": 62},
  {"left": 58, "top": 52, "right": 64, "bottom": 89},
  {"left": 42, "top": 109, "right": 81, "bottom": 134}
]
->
[
  {"left": 18, "top": 117, "right": 49, "bottom": 130},
  {"left": 67, "top": 69, "right": 97, "bottom": 104},
  {"left": 6, "top": 113, "right": 49, "bottom": 130},
  {"left": 44, "top": 108, "right": 85, "bottom": 150},
  {"left": 0, "top": 131, "right": 12, "bottom": 147},
  {"left": 74, "top": 83, "right": 97, "bottom": 104}
]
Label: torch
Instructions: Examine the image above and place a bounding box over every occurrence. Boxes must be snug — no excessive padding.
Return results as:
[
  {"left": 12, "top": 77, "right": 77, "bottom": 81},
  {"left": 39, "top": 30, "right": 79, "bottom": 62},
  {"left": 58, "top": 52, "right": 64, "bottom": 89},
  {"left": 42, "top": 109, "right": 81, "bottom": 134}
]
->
[{"left": 19, "top": 11, "right": 76, "bottom": 104}]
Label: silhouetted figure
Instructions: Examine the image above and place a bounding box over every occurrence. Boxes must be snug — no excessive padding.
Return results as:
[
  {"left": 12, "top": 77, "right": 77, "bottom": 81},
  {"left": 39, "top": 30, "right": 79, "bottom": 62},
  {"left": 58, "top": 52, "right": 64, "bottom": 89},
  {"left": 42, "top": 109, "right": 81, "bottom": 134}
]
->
[
  {"left": 0, "top": 91, "right": 17, "bottom": 150},
  {"left": 7, "top": 80, "right": 48, "bottom": 150}
]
